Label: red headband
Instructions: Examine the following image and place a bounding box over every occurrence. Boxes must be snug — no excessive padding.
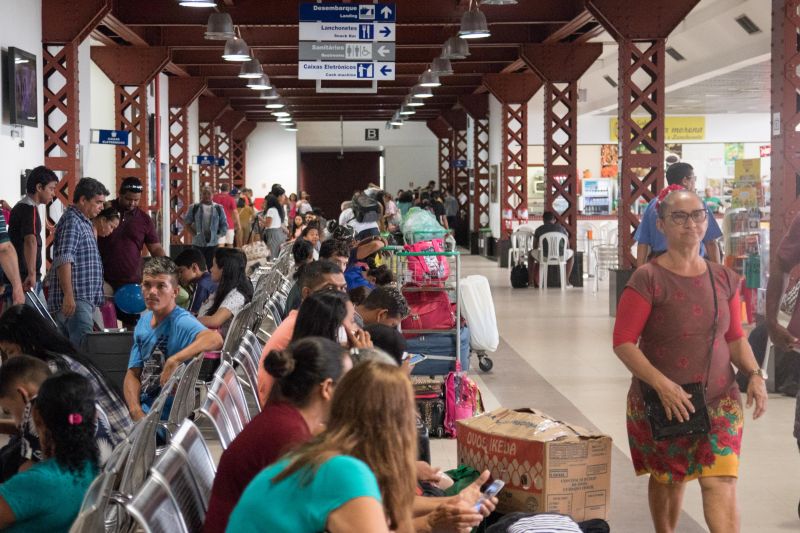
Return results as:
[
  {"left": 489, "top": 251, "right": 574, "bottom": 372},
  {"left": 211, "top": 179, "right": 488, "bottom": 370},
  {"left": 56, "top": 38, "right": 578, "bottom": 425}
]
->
[{"left": 656, "top": 184, "right": 685, "bottom": 208}]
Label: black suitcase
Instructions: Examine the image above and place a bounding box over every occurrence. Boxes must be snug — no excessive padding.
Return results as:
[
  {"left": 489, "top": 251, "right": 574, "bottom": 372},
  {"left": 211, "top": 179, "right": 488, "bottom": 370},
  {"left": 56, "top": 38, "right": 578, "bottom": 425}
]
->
[
  {"left": 417, "top": 397, "right": 446, "bottom": 439},
  {"left": 82, "top": 331, "right": 134, "bottom": 394}
]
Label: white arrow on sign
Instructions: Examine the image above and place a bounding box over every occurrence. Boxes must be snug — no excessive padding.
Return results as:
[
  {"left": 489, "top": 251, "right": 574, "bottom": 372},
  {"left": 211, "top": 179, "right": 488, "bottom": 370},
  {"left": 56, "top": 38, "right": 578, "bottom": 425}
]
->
[
  {"left": 377, "top": 45, "right": 390, "bottom": 58},
  {"left": 380, "top": 5, "right": 392, "bottom": 19}
]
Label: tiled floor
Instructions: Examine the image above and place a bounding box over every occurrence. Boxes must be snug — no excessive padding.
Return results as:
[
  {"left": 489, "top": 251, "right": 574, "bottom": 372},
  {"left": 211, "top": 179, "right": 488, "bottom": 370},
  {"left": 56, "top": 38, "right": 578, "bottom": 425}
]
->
[{"left": 430, "top": 254, "right": 800, "bottom": 532}]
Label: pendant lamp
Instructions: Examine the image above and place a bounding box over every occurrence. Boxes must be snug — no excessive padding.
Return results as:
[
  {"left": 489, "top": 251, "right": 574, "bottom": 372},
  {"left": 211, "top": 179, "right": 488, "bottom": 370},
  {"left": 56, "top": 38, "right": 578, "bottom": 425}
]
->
[
  {"left": 239, "top": 58, "right": 263, "bottom": 79},
  {"left": 179, "top": 0, "right": 216, "bottom": 7},
  {"left": 443, "top": 36, "right": 470, "bottom": 60},
  {"left": 205, "top": 13, "right": 234, "bottom": 40},
  {"left": 419, "top": 69, "right": 441, "bottom": 88},
  {"left": 431, "top": 56, "right": 454, "bottom": 76},
  {"left": 459, "top": 1, "right": 491, "bottom": 39},
  {"left": 246, "top": 74, "right": 272, "bottom": 90},
  {"left": 222, "top": 36, "right": 250, "bottom": 61}
]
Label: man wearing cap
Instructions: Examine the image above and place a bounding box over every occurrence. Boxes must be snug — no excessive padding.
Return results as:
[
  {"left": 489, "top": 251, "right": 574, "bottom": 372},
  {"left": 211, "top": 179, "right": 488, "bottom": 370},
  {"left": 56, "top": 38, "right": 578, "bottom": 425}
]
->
[
  {"left": 213, "top": 183, "right": 240, "bottom": 249},
  {"left": 98, "top": 177, "right": 165, "bottom": 326}
]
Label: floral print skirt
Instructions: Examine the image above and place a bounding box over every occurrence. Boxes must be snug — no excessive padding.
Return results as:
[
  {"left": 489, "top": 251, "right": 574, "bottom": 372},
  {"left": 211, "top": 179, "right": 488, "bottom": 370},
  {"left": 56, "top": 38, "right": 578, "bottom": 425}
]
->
[{"left": 627, "top": 387, "right": 743, "bottom": 484}]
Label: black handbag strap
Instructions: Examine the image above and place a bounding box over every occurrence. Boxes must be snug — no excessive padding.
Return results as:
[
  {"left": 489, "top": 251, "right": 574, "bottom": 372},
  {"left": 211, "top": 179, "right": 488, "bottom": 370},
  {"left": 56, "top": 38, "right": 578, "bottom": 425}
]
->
[{"left": 702, "top": 261, "right": 719, "bottom": 393}]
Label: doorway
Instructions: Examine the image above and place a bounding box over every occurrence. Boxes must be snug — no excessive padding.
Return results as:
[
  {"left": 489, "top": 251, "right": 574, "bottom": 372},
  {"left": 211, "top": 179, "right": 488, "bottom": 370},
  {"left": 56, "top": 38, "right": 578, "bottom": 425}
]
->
[{"left": 299, "top": 151, "right": 381, "bottom": 220}]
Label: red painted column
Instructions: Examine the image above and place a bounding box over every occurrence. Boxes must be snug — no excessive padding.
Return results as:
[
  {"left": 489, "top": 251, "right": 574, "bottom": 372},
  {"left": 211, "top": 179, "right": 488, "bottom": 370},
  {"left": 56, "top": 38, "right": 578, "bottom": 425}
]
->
[
  {"left": 460, "top": 94, "right": 490, "bottom": 232},
  {"left": 770, "top": 0, "right": 800, "bottom": 258},
  {"left": 442, "top": 109, "right": 470, "bottom": 222},
  {"left": 482, "top": 73, "right": 542, "bottom": 242},
  {"left": 168, "top": 77, "right": 206, "bottom": 244},
  {"left": 91, "top": 46, "right": 170, "bottom": 213},
  {"left": 198, "top": 96, "right": 230, "bottom": 190},
  {"left": 232, "top": 121, "right": 257, "bottom": 192},
  {"left": 41, "top": 0, "right": 110, "bottom": 262},
  {"left": 215, "top": 110, "right": 246, "bottom": 192},
  {"left": 426, "top": 117, "right": 453, "bottom": 192},
  {"left": 587, "top": 0, "right": 700, "bottom": 268},
  {"left": 521, "top": 44, "right": 602, "bottom": 252}
]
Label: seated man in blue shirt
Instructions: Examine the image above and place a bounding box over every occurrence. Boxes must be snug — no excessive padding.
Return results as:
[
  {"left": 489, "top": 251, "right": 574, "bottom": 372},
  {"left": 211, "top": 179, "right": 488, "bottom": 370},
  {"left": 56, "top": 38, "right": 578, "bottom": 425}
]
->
[
  {"left": 634, "top": 162, "right": 722, "bottom": 266},
  {"left": 174, "top": 247, "right": 218, "bottom": 315},
  {"left": 124, "top": 257, "right": 222, "bottom": 421}
]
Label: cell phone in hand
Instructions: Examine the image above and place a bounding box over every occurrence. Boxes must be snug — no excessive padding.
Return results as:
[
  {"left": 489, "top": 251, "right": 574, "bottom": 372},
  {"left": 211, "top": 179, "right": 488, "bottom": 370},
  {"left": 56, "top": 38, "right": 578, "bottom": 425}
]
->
[
  {"left": 407, "top": 353, "right": 427, "bottom": 367},
  {"left": 474, "top": 479, "right": 504, "bottom": 511}
]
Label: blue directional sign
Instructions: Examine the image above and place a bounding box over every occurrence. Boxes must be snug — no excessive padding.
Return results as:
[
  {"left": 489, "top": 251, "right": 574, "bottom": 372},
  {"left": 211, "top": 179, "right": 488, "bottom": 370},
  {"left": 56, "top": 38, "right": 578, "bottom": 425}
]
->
[
  {"left": 298, "top": 61, "right": 395, "bottom": 80},
  {"left": 196, "top": 155, "right": 216, "bottom": 165},
  {"left": 299, "top": 3, "right": 395, "bottom": 23},
  {"left": 92, "top": 129, "right": 129, "bottom": 146},
  {"left": 452, "top": 159, "right": 468, "bottom": 169},
  {"left": 299, "top": 22, "right": 395, "bottom": 42},
  {"left": 216, "top": 157, "right": 226, "bottom": 167}
]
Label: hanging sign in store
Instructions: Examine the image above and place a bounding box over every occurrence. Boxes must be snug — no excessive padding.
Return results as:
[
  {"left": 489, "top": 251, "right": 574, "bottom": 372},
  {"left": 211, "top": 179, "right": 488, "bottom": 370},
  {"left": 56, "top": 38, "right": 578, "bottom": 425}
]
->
[
  {"left": 452, "top": 159, "right": 468, "bottom": 169},
  {"left": 195, "top": 155, "right": 216, "bottom": 165},
  {"left": 609, "top": 116, "right": 705, "bottom": 141},
  {"left": 299, "top": 42, "right": 395, "bottom": 62},
  {"left": 299, "top": 61, "right": 395, "bottom": 80},
  {"left": 365, "top": 128, "right": 379, "bottom": 141},
  {"left": 299, "top": 3, "right": 396, "bottom": 81},
  {"left": 91, "top": 129, "right": 129, "bottom": 146}
]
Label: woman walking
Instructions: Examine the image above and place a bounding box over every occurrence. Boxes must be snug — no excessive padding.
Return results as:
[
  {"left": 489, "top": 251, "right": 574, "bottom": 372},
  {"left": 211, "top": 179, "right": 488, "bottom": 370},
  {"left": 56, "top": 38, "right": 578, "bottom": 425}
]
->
[
  {"left": 613, "top": 188, "right": 767, "bottom": 533},
  {"left": 260, "top": 185, "right": 288, "bottom": 259}
]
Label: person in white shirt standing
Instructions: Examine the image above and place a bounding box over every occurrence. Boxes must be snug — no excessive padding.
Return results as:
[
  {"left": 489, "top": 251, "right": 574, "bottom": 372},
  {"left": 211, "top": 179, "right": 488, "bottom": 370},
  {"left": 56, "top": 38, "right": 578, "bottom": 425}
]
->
[{"left": 259, "top": 185, "right": 288, "bottom": 259}]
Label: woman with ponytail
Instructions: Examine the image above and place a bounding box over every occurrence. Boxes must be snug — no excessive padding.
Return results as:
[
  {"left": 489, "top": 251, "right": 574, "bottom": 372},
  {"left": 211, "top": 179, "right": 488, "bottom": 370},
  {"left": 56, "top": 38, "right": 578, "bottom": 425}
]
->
[
  {"left": 204, "top": 337, "right": 352, "bottom": 533},
  {"left": 0, "top": 372, "right": 98, "bottom": 531}
]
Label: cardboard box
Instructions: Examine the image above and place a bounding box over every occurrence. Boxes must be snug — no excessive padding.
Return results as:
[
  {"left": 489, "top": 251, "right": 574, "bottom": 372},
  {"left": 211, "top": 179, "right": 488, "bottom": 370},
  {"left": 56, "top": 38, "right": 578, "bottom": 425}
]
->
[{"left": 456, "top": 408, "right": 612, "bottom": 522}]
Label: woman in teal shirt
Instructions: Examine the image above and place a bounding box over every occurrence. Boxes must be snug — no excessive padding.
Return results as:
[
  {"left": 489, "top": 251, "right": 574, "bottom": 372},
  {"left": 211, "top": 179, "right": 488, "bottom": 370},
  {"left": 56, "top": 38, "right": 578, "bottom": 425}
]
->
[
  {"left": 0, "top": 372, "right": 98, "bottom": 532},
  {"left": 227, "top": 361, "right": 418, "bottom": 533}
]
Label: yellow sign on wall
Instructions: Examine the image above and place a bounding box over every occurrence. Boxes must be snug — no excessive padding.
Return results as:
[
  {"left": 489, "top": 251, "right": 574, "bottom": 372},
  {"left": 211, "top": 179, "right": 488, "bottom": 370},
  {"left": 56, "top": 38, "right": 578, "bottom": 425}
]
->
[{"left": 609, "top": 116, "right": 705, "bottom": 141}]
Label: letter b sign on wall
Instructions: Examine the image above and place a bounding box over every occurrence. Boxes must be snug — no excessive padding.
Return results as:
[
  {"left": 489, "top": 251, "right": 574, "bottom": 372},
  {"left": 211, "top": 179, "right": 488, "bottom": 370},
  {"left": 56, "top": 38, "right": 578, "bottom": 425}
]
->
[{"left": 365, "top": 128, "right": 379, "bottom": 141}]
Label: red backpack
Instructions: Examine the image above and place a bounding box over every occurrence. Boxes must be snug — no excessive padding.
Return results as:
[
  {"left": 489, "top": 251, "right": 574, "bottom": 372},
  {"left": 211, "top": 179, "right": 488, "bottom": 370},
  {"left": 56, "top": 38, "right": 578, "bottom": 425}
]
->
[{"left": 401, "top": 287, "right": 455, "bottom": 338}]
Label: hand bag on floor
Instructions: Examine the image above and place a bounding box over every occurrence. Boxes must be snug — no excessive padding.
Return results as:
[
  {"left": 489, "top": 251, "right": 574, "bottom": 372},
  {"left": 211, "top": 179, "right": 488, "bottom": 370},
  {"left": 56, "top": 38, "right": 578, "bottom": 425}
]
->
[
  {"left": 403, "top": 239, "right": 450, "bottom": 284},
  {"left": 443, "top": 367, "right": 483, "bottom": 438}
]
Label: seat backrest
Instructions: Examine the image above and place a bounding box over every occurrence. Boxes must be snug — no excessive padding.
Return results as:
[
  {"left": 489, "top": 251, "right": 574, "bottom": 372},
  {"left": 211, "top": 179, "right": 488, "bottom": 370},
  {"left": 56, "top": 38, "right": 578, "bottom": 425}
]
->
[
  {"left": 541, "top": 232, "right": 568, "bottom": 261},
  {"left": 118, "top": 409, "right": 161, "bottom": 498},
  {"left": 241, "top": 329, "right": 263, "bottom": 369},
  {"left": 170, "top": 420, "right": 216, "bottom": 504},
  {"left": 594, "top": 244, "right": 619, "bottom": 268},
  {"left": 213, "top": 362, "right": 251, "bottom": 427},
  {"left": 69, "top": 471, "right": 114, "bottom": 533},
  {"left": 197, "top": 390, "right": 237, "bottom": 449},
  {"left": 222, "top": 302, "right": 252, "bottom": 355},
  {"left": 126, "top": 471, "right": 189, "bottom": 533},
  {"left": 166, "top": 357, "right": 203, "bottom": 428}
]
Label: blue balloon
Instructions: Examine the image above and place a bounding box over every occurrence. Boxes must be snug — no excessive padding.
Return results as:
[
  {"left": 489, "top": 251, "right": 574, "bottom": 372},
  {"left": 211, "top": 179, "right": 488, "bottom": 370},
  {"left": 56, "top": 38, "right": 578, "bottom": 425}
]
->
[{"left": 114, "top": 283, "right": 146, "bottom": 314}]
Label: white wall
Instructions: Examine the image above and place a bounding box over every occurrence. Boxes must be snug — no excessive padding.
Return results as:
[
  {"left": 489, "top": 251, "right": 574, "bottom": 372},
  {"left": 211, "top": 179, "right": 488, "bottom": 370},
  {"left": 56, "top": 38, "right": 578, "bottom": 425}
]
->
[
  {"left": 488, "top": 95, "right": 502, "bottom": 239},
  {"left": 246, "top": 122, "right": 298, "bottom": 196},
  {"left": 84, "top": 60, "right": 116, "bottom": 192},
  {"left": 0, "top": 0, "right": 44, "bottom": 204}
]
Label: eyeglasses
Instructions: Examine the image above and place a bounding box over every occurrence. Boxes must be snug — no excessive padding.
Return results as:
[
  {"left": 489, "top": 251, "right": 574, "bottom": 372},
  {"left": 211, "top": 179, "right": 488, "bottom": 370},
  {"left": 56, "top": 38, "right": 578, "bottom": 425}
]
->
[{"left": 666, "top": 209, "right": 707, "bottom": 226}]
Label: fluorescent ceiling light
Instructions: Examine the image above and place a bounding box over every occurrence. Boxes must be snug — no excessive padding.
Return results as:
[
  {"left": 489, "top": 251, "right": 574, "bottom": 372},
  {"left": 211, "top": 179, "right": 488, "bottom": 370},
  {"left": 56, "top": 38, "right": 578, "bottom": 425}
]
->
[
  {"left": 205, "top": 13, "right": 234, "bottom": 40},
  {"left": 222, "top": 37, "right": 250, "bottom": 61},
  {"left": 419, "top": 69, "right": 441, "bottom": 87},
  {"left": 411, "top": 85, "right": 434, "bottom": 98},
  {"left": 246, "top": 74, "right": 272, "bottom": 90},
  {"left": 239, "top": 58, "right": 263, "bottom": 78},
  {"left": 459, "top": 4, "right": 491, "bottom": 39},
  {"left": 442, "top": 36, "right": 470, "bottom": 60},
  {"left": 179, "top": 0, "right": 216, "bottom": 7}
]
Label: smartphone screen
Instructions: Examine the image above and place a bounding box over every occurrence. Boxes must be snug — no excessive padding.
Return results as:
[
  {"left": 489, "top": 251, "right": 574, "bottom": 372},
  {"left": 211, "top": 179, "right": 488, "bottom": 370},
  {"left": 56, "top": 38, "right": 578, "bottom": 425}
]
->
[{"left": 407, "top": 353, "right": 427, "bottom": 366}]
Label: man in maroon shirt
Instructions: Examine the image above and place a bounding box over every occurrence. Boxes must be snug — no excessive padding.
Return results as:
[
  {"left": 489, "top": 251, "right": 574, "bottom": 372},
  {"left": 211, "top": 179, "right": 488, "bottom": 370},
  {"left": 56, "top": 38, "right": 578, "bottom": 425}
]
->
[
  {"left": 98, "top": 177, "right": 165, "bottom": 325},
  {"left": 213, "top": 183, "right": 240, "bottom": 248}
]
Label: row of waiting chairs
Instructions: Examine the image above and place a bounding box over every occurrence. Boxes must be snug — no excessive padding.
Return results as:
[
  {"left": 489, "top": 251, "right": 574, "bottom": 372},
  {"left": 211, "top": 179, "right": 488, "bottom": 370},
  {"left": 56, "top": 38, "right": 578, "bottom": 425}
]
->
[{"left": 70, "top": 246, "right": 295, "bottom": 532}]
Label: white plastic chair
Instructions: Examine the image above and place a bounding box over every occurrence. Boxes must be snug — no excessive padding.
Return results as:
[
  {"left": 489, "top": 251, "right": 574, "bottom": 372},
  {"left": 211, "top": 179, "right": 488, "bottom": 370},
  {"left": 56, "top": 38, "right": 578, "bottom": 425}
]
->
[
  {"left": 535, "top": 232, "right": 570, "bottom": 290},
  {"left": 592, "top": 244, "right": 619, "bottom": 294},
  {"left": 507, "top": 226, "right": 535, "bottom": 268}
]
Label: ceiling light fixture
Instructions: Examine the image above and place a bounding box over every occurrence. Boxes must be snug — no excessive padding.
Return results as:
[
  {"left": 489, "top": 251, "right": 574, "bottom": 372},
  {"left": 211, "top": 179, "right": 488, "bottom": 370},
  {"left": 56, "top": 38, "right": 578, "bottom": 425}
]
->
[
  {"left": 179, "top": 0, "right": 216, "bottom": 7},
  {"left": 239, "top": 58, "right": 264, "bottom": 78},
  {"left": 442, "top": 36, "right": 470, "bottom": 60},
  {"left": 271, "top": 111, "right": 291, "bottom": 117},
  {"left": 246, "top": 74, "right": 272, "bottom": 90},
  {"left": 285, "top": 125, "right": 298, "bottom": 131},
  {"left": 419, "top": 69, "right": 441, "bottom": 88},
  {"left": 205, "top": 13, "right": 234, "bottom": 40},
  {"left": 430, "top": 56, "right": 454, "bottom": 76},
  {"left": 276, "top": 116, "right": 292, "bottom": 122},
  {"left": 222, "top": 33, "right": 250, "bottom": 62},
  {"left": 480, "top": 0, "right": 517, "bottom": 4},
  {"left": 399, "top": 106, "right": 416, "bottom": 115},
  {"left": 459, "top": 1, "right": 491, "bottom": 39},
  {"left": 390, "top": 115, "right": 404, "bottom": 126},
  {"left": 259, "top": 88, "right": 280, "bottom": 99},
  {"left": 265, "top": 101, "right": 285, "bottom": 109},
  {"left": 411, "top": 85, "right": 434, "bottom": 98},
  {"left": 405, "top": 97, "right": 425, "bottom": 107}
]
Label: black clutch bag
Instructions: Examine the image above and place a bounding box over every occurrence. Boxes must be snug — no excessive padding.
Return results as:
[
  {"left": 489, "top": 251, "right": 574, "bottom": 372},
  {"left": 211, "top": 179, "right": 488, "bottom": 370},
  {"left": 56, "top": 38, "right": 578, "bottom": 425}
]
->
[
  {"left": 640, "top": 263, "right": 717, "bottom": 441},
  {"left": 641, "top": 381, "right": 710, "bottom": 441}
]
